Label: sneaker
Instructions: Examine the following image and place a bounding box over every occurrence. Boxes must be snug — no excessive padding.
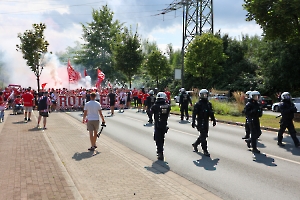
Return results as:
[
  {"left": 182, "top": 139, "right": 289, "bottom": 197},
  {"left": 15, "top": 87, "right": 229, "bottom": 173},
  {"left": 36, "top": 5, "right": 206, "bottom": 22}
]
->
[
  {"left": 192, "top": 143, "right": 198, "bottom": 152},
  {"left": 277, "top": 142, "right": 285, "bottom": 147},
  {"left": 252, "top": 148, "right": 260, "bottom": 154},
  {"left": 203, "top": 150, "right": 210, "bottom": 157},
  {"left": 27, "top": 118, "right": 31, "bottom": 121},
  {"left": 88, "top": 146, "right": 95, "bottom": 151},
  {"left": 24, "top": 118, "right": 27, "bottom": 121}
]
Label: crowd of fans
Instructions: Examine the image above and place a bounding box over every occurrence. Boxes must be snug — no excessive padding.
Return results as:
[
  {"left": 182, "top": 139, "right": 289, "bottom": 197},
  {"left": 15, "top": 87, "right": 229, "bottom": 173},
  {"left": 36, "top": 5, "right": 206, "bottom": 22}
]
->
[{"left": 0, "top": 85, "right": 172, "bottom": 113}]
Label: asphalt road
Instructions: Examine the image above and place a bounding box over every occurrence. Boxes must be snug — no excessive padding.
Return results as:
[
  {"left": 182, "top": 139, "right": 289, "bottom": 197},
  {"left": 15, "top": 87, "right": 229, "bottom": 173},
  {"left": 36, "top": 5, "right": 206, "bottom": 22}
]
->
[{"left": 68, "top": 109, "right": 300, "bottom": 200}]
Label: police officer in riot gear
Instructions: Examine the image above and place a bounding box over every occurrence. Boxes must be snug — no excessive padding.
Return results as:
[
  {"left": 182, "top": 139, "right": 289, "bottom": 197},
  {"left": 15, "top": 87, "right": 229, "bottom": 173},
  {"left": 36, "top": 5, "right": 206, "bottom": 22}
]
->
[
  {"left": 277, "top": 92, "right": 300, "bottom": 147},
  {"left": 242, "top": 91, "right": 252, "bottom": 139},
  {"left": 191, "top": 89, "right": 216, "bottom": 156},
  {"left": 151, "top": 92, "right": 171, "bottom": 160},
  {"left": 244, "top": 91, "right": 263, "bottom": 153},
  {"left": 179, "top": 88, "right": 192, "bottom": 121},
  {"left": 146, "top": 90, "right": 156, "bottom": 124}
]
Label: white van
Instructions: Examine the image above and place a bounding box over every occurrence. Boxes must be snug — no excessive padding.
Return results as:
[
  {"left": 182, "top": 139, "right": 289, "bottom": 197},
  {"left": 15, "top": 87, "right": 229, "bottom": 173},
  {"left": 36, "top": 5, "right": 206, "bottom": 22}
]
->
[{"left": 174, "top": 91, "right": 193, "bottom": 103}]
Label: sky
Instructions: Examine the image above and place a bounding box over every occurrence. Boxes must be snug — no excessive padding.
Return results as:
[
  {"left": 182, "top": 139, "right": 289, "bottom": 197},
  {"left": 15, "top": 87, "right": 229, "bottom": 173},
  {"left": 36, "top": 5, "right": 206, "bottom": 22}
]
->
[{"left": 0, "top": 0, "right": 263, "bottom": 89}]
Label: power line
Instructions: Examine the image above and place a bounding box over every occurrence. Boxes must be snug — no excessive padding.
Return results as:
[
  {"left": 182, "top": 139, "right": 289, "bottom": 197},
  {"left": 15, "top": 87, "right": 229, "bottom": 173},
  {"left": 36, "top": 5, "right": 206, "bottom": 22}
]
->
[{"left": 155, "top": 0, "right": 214, "bottom": 88}]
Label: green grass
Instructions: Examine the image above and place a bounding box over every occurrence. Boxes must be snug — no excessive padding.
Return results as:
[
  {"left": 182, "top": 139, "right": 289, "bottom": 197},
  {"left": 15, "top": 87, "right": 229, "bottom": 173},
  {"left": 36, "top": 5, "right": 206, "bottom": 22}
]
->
[{"left": 171, "top": 102, "right": 300, "bottom": 132}]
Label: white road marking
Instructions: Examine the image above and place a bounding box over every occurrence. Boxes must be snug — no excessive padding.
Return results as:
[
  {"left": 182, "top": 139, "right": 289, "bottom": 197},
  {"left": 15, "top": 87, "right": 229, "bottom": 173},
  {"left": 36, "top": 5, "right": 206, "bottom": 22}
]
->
[{"left": 126, "top": 116, "right": 300, "bottom": 165}]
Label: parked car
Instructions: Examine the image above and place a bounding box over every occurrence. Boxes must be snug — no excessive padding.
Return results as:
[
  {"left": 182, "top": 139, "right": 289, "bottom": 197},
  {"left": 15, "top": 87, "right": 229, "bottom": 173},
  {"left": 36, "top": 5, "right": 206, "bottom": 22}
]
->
[
  {"left": 272, "top": 97, "right": 300, "bottom": 112},
  {"left": 174, "top": 91, "right": 193, "bottom": 103},
  {"left": 209, "top": 94, "right": 229, "bottom": 101},
  {"left": 259, "top": 96, "right": 273, "bottom": 110}
]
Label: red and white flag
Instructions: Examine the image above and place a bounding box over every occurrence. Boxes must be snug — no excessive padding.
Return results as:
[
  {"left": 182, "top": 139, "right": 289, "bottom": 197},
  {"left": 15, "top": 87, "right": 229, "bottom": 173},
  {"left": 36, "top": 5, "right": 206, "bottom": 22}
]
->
[
  {"left": 97, "top": 69, "right": 105, "bottom": 82},
  {"left": 67, "top": 60, "right": 81, "bottom": 83},
  {"left": 95, "top": 69, "right": 105, "bottom": 89}
]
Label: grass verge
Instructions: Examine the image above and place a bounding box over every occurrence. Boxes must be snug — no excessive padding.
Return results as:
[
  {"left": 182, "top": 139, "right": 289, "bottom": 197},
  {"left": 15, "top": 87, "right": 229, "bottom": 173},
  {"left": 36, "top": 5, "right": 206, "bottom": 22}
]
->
[{"left": 170, "top": 105, "right": 300, "bottom": 133}]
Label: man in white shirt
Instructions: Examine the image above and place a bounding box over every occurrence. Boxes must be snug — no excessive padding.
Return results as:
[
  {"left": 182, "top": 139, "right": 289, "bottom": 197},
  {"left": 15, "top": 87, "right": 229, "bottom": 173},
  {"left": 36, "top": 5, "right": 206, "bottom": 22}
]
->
[
  {"left": 82, "top": 92, "right": 106, "bottom": 151},
  {"left": 119, "top": 88, "right": 126, "bottom": 113},
  {"left": 95, "top": 89, "right": 100, "bottom": 102}
]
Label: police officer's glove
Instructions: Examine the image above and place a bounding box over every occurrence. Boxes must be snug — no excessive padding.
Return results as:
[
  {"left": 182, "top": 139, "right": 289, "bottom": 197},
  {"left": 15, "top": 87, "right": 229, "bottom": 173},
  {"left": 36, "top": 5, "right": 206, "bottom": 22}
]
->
[
  {"left": 291, "top": 107, "right": 297, "bottom": 113},
  {"left": 101, "top": 122, "right": 106, "bottom": 127},
  {"left": 212, "top": 120, "right": 216, "bottom": 127},
  {"left": 192, "top": 122, "right": 196, "bottom": 128}
]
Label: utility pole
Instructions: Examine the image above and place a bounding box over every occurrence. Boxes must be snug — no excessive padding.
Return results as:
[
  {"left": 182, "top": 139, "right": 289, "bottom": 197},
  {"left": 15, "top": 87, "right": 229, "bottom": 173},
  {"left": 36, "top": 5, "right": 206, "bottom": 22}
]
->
[{"left": 157, "top": 0, "right": 213, "bottom": 87}]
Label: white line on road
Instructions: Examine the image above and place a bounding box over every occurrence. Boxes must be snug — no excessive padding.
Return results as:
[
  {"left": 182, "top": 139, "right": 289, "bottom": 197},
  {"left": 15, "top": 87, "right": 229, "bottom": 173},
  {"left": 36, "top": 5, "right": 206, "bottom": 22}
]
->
[
  {"left": 126, "top": 116, "right": 300, "bottom": 165},
  {"left": 265, "top": 153, "right": 300, "bottom": 165}
]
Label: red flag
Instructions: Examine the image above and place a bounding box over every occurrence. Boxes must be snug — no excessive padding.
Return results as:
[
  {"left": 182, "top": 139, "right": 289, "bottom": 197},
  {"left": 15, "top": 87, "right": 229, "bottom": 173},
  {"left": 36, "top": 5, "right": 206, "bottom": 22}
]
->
[
  {"left": 84, "top": 68, "right": 88, "bottom": 77},
  {"left": 108, "top": 81, "right": 112, "bottom": 88},
  {"left": 67, "top": 60, "right": 81, "bottom": 83},
  {"left": 97, "top": 69, "right": 105, "bottom": 82},
  {"left": 41, "top": 83, "right": 47, "bottom": 90}
]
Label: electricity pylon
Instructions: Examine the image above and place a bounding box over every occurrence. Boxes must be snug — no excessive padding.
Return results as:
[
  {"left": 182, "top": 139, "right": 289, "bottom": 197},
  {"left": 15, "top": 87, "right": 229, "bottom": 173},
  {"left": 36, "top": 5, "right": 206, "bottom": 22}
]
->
[{"left": 157, "top": 0, "right": 213, "bottom": 86}]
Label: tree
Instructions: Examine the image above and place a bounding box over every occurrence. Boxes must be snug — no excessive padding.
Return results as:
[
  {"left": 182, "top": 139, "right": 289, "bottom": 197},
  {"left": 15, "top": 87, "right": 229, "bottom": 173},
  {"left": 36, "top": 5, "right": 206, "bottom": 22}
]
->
[
  {"left": 16, "top": 23, "right": 51, "bottom": 91},
  {"left": 258, "top": 40, "right": 300, "bottom": 94},
  {"left": 112, "top": 27, "right": 144, "bottom": 88},
  {"left": 243, "top": 0, "right": 300, "bottom": 44},
  {"left": 210, "top": 34, "right": 258, "bottom": 90},
  {"left": 76, "top": 5, "right": 122, "bottom": 81},
  {"left": 144, "top": 50, "right": 171, "bottom": 89},
  {"left": 184, "top": 33, "right": 227, "bottom": 88}
]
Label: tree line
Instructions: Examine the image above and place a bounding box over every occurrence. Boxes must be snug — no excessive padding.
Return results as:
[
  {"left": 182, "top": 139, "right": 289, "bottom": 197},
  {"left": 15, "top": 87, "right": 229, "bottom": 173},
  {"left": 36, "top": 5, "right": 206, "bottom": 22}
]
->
[
  {"left": 56, "top": 3, "right": 300, "bottom": 97},
  {"left": 1, "top": 1, "right": 299, "bottom": 98}
]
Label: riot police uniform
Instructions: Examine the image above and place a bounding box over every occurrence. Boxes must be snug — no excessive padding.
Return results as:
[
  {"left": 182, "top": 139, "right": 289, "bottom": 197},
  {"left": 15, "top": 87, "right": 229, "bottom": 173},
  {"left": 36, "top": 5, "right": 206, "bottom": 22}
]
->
[
  {"left": 179, "top": 88, "right": 192, "bottom": 121},
  {"left": 151, "top": 92, "right": 171, "bottom": 160},
  {"left": 146, "top": 90, "right": 156, "bottom": 124},
  {"left": 244, "top": 91, "right": 263, "bottom": 153},
  {"left": 242, "top": 91, "right": 252, "bottom": 139},
  {"left": 191, "top": 89, "right": 216, "bottom": 156},
  {"left": 277, "top": 92, "right": 300, "bottom": 147}
]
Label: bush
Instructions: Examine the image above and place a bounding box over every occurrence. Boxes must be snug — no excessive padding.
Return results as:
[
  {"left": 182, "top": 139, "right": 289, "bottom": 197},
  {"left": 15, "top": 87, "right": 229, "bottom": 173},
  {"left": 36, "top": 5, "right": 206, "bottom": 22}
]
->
[{"left": 210, "top": 99, "right": 242, "bottom": 116}]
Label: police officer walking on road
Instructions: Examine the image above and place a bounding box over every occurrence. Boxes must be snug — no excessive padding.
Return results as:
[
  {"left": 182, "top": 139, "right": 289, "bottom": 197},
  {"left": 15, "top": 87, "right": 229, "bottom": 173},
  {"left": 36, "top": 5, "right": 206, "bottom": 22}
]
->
[
  {"left": 191, "top": 89, "right": 216, "bottom": 157},
  {"left": 242, "top": 91, "right": 252, "bottom": 139},
  {"left": 179, "top": 88, "right": 192, "bottom": 121},
  {"left": 145, "top": 90, "right": 156, "bottom": 124},
  {"left": 151, "top": 92, "right": 171, "bottom": 161},
  {"left": 244, "top": 91, "right": 263, "bottom": 153},
  {"left": 277, "top": 92, "right": 300, "bottom": 147}
]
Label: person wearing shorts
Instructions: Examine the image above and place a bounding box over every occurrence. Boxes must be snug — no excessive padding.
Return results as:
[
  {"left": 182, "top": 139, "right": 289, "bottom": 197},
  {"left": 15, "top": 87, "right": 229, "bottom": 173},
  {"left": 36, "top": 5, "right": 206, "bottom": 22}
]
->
[
  {"left": 82, "top": 93, "right": 105, "bottom": 151},
  {"left": 37, "top": 92, "right": 50, "bottom": 129},
  {"left": 107, "top": 89, "right": 116, "bottom": 116},
  {"left": 22, "top": 88, "right": 35, "bottom": 121}
]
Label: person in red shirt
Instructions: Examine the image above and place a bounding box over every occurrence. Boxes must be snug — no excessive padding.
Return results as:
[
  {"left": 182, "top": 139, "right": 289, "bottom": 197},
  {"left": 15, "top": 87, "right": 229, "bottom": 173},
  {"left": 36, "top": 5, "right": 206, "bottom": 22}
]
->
[
  {"left": 0, "top": 91, "right": 5, "bottom": 122},
  {"left": 142, "top": 90, "right": 149, "bottom": 112},
  {"left": 132, "top": 88, "right": 138, "bottom": 108},
  {"left": 13, "top": 95, "right": 23, "bottom": 115},
  {"left": 22, "top": 88, "right": 35, "bottom": 121},
  {"left": 137, "top": 89, "right": 143, "bottom": 112},
  {"left": 3, "top": 88, "right": 11, "bottom": 108},
  {"left": 165, "top": 87, "right": 171, "bottom": 104}
]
